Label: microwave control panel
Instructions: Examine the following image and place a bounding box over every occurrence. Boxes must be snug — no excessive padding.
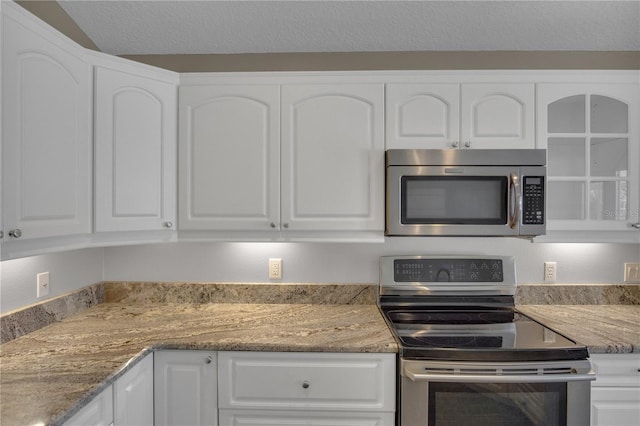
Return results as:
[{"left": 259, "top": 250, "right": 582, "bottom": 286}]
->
[{"left": 522, "top": 176, "right": 544, "bottom": 225}]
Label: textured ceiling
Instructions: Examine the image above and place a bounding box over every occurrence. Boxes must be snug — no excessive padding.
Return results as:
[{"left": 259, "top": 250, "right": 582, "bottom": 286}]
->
[{"left": 57, "top": 1, "right": 640, "bottom": 55}]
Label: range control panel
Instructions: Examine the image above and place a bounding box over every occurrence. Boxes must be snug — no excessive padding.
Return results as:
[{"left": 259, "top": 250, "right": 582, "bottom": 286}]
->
[
  {"left": 522, "top": 176, "right": 545, "bottom": 225},
  {"left": 394, "top": 258, "right": 504, "bottom": 282}
]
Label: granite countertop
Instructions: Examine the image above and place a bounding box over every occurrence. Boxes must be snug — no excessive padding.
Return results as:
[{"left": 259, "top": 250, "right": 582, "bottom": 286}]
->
[
  {"left": 2, "top": 282, "right": 639, "bottom": 426},
  {"left": 517, "top": 305, "right": 640, "bottom": 354},
  {"left": 0, "top": 301, "right": 397, "bottom": 426}
]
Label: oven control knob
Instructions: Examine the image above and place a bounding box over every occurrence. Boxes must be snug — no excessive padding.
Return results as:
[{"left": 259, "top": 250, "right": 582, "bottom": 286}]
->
[{"left": 470, "top": 272, "right": 479, "bottom": 280}]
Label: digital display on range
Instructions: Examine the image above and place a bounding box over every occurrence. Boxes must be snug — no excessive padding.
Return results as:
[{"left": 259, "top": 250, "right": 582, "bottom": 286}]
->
[{"left": 394, "top": 259, "right": 503, "bottom": 282}]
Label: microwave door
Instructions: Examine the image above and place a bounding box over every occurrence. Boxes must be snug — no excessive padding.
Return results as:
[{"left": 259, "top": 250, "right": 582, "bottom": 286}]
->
[{"left": 386, "top": 166, "right": 520, "bottom": 236}]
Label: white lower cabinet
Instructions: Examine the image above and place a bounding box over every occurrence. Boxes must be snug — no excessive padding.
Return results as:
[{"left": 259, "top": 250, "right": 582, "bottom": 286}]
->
[
  {"left": 218, "top": 410, "right": 395, "bottom": 425},
  {"left": 65, "top": 351, "right": 395, "bottom": 426},
  {"left": 154, "top": 350, "right": 218, "bottom": 426},
  {"left": 114, "top": 354, "right": 154, "bottom": 426},
  {"left": 590, "top": 354, "right": 640, "bottom": 426},
  {"left": 65, "top": 385, "right": 114, "bottom": 426},
  {"left": 218, "top": 351, "right": 396, "bottom": 425},
  {"left": 64, "top": 354, "right": 153, "bottom": 426}
]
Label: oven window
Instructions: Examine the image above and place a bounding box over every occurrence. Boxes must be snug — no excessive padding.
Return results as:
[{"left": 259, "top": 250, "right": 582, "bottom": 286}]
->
[
  {"left": 428, "top": 382, "right": 567, "bottom": 426},
  {"left": 401, "top": 176, "right": 508, "bottom": 224}
]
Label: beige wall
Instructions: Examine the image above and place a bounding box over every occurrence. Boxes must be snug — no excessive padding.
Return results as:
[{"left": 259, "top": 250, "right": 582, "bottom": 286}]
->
[
  {"left": 16, "top": 0, "right": 99, "bottom": 51},
  {"left": 18, "top": 1, "right": 640, "bottom": 71},
  {"left": 121, "top": 51, "right": 640, "bottom": 72}
]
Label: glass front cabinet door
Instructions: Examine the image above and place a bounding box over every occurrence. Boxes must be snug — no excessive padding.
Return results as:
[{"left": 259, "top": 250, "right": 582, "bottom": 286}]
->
[{"left": 537, "top": 84, "right": 640, "bottom": 242}]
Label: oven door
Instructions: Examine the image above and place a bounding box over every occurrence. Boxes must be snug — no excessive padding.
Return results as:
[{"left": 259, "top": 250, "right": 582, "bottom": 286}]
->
[
  {"left": 386, "top": 166, "right": 522, "bottom": 236},
  {"left": 400, "top": 359, "right": 594, "bottom": 426}
]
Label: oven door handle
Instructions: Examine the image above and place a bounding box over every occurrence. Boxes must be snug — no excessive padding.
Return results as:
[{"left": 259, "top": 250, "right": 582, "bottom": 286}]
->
[
  {"left": 508, "top": 172, "right": 520, "bottom": 229},
  {"left": 404, "top": 367, "right": 596, "bottom": 383}
]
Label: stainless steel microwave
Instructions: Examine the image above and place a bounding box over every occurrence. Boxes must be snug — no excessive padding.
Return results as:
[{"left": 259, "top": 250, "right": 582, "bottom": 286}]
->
[{"left": 386, "top": 149, "right": 546, "bottom": 237}]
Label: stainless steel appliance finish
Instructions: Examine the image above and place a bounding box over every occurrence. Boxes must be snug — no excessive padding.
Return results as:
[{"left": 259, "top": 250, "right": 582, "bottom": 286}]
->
[
  {"left": 378, "top": 255, "right": 595, "bottom": 426},
  {"left": 386, "top": 149, "right": 547, "bottom": 237}
]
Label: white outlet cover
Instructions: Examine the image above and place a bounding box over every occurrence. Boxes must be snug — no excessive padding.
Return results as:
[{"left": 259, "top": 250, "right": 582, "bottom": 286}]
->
[
  {"left": 269, "top": 258, "right": 282, "bottom": 280},
  {"left": 37, "top": 272, "right": 50, "bottom": 298},
  {"left": 624, "top": 263, "right": 640, "bottom": 283},
  {"left": 544, "top": 262, "right": 557, "bottom": 283}
]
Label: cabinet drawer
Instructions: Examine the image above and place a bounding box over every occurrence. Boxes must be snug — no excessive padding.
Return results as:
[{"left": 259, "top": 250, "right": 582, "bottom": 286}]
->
[
  {"left": 591, "top": 354, "right": 640, "bottom": 387},
  {"left": 219, "top": 409, "right": 395, "bottom": 425},
  {"left": 218, "top": 352, "right": 395, "bottom": 411}
]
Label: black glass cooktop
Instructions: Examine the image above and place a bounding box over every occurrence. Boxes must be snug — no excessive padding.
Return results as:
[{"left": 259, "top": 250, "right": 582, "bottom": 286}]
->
[{"left": 382, "top": 307, "right": 589, "bottom": 362}]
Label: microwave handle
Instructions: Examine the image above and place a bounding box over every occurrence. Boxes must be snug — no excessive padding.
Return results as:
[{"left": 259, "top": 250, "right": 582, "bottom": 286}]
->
[{"left": 509, "top": 173, "right": 520, "bottom": 229}]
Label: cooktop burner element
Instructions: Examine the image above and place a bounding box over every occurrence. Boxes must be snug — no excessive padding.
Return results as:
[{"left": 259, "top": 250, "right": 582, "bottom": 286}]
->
[{"left": 378, "top": 256, "right": 589, "bottom": 362}]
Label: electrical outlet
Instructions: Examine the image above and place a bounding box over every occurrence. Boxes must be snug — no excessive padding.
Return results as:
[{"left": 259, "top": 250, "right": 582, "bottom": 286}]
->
[
  {"left": 624, "top": 263, "right": 640, "bottom": 283},
  {"left": 37, "top": 272, "right": 50, "bottom": 298},
  {"left": 269, "top": 258, "right": 282, "bottom": 280},
  {"left": 544, "top": 262, "right": 557, "bottom": 283}
]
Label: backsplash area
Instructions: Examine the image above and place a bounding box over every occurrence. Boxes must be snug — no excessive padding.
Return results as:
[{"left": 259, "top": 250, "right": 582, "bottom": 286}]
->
[
  {"left": 2, "top": 240, "right": 638, "bottom": 314},
  {"left": 516, "top": 284, "right": 640, "bottom": 305},
  {"left": 2, "top": 281, "right": 638, "bottom": 344},
  {"left": 0, "top": 284, "right": 103, "bottom": 344}
]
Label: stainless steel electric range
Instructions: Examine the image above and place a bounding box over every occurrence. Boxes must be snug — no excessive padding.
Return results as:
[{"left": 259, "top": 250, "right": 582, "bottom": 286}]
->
[{"left": 378, "top": 255, "right": 595, "bottom": 426}]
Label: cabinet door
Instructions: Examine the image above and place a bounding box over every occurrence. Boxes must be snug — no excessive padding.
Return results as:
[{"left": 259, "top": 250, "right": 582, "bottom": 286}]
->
[
  {"left": 219, "top": 409, "right": 395, "bottom": 425},
  {"left": 538, "top": 84, "right": 640, "bottom": 238},
  {"left": 179, "top": 85, "right": 280, "bottom": 231},
  {"left": 460, "top": 83, "right": 535, "bottom": 149},
  {"left": 2, "top": 7, "right": 91, "bottom": 240},
  {"left": 95, "top": 66, "right": 176, "bottom": 232},
  {"left": 590, "top": 354, "right": 640, "bottom": 426},
  {"left": 591, "top": 387, "right": 640, "bottom": 426},
  {"left": 114, "top": 354, "right": 153, "bottom": 426},
  {"left": 64, "top": 385, "right": 114, "bottom": 426},
  {"left": 154, "top": 350, "right": 217, "bottom": 426},
  {"left": 385, "top": 84, "right": 460, "bottom": 149},
  {"left": 281, "top": 84, "right": 384, "bottom": 232}
]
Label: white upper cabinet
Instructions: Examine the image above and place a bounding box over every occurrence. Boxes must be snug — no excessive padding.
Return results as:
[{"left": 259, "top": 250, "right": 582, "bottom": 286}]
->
[
  {"left": 178, "top": 81, "right": 384, "bottom": 238},
  {"left": 281, "top": 84, "right": 384, "bottom": 232},
  {"left": 94, "top": 65, "right": 177, "bottom": 233},
  {"left": 178, "top": 85, "right": 280, "bottom": 232},
  {"left": 386, "top": 83, "right": 535, "bottom": 149},
  {"left": 538, "top": 83, "right": 640, "bottom": 241},
  {"left": 2, "top": 3, "right": 92, "bottom": 242}
]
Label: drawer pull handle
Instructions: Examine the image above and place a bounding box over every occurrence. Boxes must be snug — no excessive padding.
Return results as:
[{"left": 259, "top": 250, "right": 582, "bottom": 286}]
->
[
  {"left": 302, "top": 381, "right": 310, "bottom": 389},
  {"left": 205, "top": 356, "right": 213, "bottom": 364}
]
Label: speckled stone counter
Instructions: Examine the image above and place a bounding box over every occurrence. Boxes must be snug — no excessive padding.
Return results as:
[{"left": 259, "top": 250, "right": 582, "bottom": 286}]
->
[
  {"left": 2, "top": 282, "right": 638, "bottom": 425},
  {"left": 0, "top": 290, "right": 396, "bottom": 425},
  {"left": 516, "top": 284, "right": 640, "bottom": 305},
  {"left": 517, "top": 305, "right": 640, "bottom": 354}
]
